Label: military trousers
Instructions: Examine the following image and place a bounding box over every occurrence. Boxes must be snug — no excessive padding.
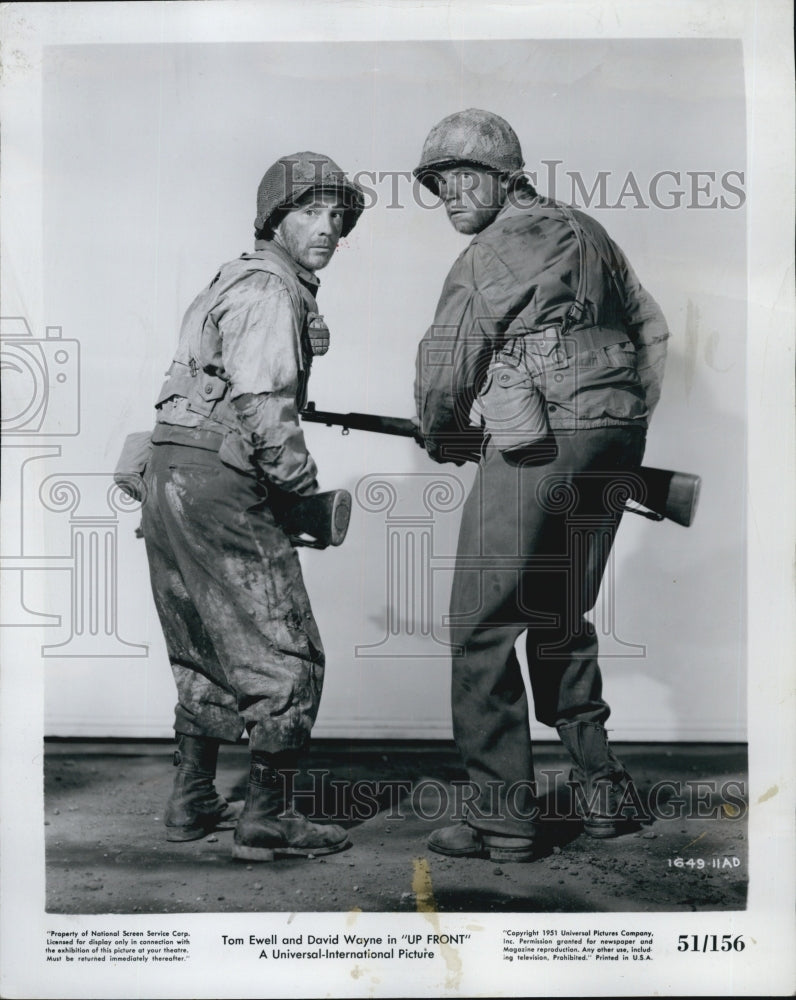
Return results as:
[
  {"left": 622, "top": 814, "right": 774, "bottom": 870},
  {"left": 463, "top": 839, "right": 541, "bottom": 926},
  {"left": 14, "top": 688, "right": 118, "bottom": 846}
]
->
[
  {"left": 448, "top": 425, "right": 646, "bottom": 837},
  {"left": 142, "top": 442, "right": 325, "bottom": 752}
]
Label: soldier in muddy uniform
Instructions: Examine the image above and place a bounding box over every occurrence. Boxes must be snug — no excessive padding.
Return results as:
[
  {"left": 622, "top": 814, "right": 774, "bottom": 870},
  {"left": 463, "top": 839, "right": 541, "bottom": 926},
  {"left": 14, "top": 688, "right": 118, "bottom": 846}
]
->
[
  {"left": 413, "top": 110, "right": 669, "bottom": 861},
  {"left": 142, "top": 153, "right": 364, "bottom": 861}
]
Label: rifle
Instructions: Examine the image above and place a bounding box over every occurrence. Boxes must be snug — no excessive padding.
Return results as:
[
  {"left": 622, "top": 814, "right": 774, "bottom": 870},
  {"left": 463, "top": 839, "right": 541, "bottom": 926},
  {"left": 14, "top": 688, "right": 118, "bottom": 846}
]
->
[{"left": 300, "top": 402, "right": 701, "bottom": 527}]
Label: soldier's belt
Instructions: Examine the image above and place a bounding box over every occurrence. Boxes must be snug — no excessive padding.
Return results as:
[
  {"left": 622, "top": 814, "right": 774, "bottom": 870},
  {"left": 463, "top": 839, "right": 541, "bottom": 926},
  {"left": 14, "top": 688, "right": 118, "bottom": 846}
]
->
[{"left": 521, "top": 325, "right": 630, "bottom": 358}]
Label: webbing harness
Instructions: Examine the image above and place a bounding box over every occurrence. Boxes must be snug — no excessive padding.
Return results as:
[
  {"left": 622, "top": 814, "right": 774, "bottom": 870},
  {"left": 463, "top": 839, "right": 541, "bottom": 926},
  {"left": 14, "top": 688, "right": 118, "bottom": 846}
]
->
[
  {"left": 495, "top": 203, "right": 633, "bottom": 376},
  {"left": 155, "top": 250, "right": 318, "bottom": 431}
]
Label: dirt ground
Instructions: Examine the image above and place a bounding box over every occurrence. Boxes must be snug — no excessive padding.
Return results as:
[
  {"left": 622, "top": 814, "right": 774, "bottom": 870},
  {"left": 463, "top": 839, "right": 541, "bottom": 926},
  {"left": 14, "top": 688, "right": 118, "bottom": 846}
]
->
[{"left": 44, "top": 740, "right": 747, "bottom": 915}]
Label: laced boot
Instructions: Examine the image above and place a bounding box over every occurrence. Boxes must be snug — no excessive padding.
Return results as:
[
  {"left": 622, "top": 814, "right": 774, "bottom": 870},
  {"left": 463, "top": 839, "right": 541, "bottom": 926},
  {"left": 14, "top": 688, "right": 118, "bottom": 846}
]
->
[
  {"left": 231, "top": 752, "right": 350, "bottom": 862},
  {"left": 557, "top": 721, "right": 639, "bottom": 838},
  {"left": 164, "top": 735, "right": 242, "bottom": 842}
]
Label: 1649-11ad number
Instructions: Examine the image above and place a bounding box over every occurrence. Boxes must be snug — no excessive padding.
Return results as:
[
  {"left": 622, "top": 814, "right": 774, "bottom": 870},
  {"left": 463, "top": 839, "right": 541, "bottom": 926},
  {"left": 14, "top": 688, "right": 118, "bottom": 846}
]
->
[{"left": 667, "top": 856, "right": 741, "bottom": 870}]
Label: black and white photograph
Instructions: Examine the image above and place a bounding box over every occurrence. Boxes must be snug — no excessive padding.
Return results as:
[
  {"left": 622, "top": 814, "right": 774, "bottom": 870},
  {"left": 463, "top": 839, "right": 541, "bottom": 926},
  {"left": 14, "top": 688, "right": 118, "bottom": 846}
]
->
[{"left": 1, "top": 1, "right": 793, "bottom": 997}]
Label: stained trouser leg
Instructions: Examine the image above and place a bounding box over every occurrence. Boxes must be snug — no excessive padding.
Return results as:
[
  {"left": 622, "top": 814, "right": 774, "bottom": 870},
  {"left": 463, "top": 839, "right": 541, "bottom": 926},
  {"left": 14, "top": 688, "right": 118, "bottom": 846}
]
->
[
  {"left": 142, "top": 448, "right": 243, "bottom": 743},
  {"left": 143, "top": 443, "right": 324, "bottom": 754},
  {"left": 143, "top": 452, "right": 245, "bottom": 839}
]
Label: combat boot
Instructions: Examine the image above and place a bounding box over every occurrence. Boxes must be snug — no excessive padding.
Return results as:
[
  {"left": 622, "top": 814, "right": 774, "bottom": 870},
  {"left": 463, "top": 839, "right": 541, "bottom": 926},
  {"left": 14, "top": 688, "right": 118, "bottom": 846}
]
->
[
  {"left": 557, "top": 721, "right": 639, "bottom": 838},
  {"left": 231, "top": 752, "right": 349, "bottom": 862},
  {"left": 427, "top": 822, "right": 537, "bottom": 862},
  {"left": 164, "top": 735, "right": 242, "bottom": 842}
]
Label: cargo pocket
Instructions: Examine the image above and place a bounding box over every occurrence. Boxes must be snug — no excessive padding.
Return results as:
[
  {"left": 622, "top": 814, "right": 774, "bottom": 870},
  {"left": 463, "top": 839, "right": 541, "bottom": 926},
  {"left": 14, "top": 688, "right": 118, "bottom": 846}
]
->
[
  {"left": 589, "top": 387, "right": 648, "bottom": 421},
  {"left": 602, "top": 341, "right": 640, "bottom": 371},
  {"left": 593, "top": 342, "right": 647, "bottom": 419}
]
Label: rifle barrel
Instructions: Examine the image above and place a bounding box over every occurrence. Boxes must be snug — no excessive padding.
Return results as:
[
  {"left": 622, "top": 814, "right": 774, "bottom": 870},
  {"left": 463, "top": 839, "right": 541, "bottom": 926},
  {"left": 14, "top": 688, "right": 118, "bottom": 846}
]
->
[{"left": 301, "top": 408, "right": 417, "bottom": 438}]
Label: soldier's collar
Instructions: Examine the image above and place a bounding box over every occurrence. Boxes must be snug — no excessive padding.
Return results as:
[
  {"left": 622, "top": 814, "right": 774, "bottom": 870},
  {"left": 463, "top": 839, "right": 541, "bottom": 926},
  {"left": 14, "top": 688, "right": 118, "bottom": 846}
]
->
[
  {"left": 253, "top": 239, "right": 320, "bottom": 289},
  {"left": 470, "top": 191, "right": 546, "bottom": 243},
  {"left": 495, "top": 190, "right": 543, "bottom": 222}
]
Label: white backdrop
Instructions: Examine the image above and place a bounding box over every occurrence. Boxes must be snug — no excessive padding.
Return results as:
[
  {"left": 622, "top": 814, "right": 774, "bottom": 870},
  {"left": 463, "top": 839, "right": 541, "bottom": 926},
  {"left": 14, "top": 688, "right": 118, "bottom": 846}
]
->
[{"left": 8, "top": 38, "right": 746, "bottom": 740}]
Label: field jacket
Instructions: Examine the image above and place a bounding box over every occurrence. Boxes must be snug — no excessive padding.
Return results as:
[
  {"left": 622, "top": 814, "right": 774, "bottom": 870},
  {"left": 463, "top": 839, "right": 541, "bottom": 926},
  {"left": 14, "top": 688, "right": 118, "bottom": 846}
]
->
[
  {"left": 153, "top": 241, "right": 322, "bottom": 495},
  {"left": 415, "top": 193, "right": 669, "bottom": 460}
]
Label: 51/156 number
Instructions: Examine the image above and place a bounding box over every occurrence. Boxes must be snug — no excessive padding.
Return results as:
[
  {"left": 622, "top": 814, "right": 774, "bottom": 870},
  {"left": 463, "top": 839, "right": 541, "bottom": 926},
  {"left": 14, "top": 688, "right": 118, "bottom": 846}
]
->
[{"left": 678, "top": 935, "right": 745, "bottom": 952}]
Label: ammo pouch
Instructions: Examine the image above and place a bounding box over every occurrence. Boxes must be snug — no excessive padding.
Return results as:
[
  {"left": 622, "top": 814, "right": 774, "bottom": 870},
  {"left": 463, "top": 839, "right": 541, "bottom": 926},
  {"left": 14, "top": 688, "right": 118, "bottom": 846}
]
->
[
  {"left": 114, "top": 430, "right": 153, "bottom": 502},
  {"left": 155, "top": 363, "right": 233, "bottom": 424},
  {"left": 185, "top": 370, "right": 228, "bottom": 417},
  {"left": 478, "top": 349, "right": 549, "bottom": 453}
]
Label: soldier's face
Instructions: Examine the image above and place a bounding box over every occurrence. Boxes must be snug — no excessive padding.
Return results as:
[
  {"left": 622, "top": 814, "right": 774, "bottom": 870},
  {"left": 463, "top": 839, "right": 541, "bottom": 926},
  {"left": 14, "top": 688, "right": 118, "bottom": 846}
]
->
[
  {"left": 437, "top": 167, "right": 508, "bottom": 234},
  {"left": 274, "top": 192, "right": 346, "bottom": 271}
]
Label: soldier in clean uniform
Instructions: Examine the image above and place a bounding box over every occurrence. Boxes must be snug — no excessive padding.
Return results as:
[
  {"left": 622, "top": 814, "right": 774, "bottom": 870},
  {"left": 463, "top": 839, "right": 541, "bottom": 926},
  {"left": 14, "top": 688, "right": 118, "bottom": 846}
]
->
[
  {"left": 142, "top": 152, "right": 364, "bottom": 861},
  {"left": 413, "top": 110, "right": 669, "bottom": 861}
]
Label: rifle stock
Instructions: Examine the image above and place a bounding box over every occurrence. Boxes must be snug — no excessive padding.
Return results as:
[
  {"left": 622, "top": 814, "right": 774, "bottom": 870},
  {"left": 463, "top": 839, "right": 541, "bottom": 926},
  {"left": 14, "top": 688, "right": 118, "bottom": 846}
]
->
[
  {"left": 301, "top": 402, "right": 701, "bottom": 527},
  {"left": 279, "top": 489, "right": 352, "bottom": 548},
  {"left": 629, "top": 467, "right": 701, "bottom": 528}
]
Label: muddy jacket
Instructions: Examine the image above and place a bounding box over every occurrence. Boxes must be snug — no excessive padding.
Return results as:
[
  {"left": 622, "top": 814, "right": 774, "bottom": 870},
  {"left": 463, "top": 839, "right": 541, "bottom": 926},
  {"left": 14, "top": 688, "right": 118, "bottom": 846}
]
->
[
  {"left": 153, "top": 241, "right": 324, "bottom": 495},
  {"left": 415, "top": 193, "right": 669, "bottom": 459}
]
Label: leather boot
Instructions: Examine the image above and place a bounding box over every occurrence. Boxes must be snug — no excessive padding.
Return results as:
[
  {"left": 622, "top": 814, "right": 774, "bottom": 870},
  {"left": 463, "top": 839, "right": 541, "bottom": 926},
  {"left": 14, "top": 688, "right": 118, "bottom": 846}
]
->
[
  {"left": 428, "top": 822, "right": 536, "bottom": 862},
  {"left": 164, "top": 735, "right": 242, "bottom": 842},
  {"left": 557, "top": 721, "right": 638, "bottom": 838},
  {"left": 231, "top": 752, "right": 350, "bottom": 862}
]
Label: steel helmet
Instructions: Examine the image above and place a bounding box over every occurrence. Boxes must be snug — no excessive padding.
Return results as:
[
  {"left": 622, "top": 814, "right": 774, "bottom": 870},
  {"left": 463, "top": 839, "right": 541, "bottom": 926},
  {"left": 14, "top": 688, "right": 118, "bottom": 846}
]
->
[
  {"left": 413, "top": 109, "right": 524, "bottom": 193},
  {"left": 255, "top": 151, "right": 365, "bottom": 237}
]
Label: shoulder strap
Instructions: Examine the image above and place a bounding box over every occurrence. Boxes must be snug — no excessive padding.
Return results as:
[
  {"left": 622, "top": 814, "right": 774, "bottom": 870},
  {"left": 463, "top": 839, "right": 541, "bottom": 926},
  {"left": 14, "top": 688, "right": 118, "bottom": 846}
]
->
[
  {"left": 480, "top": 201, "right": 606, "bottom": 333},
  {"left": 557, "top": 204, "right": 627, "bottom": 331},
  {"left": 237, "top": 250, "right": 318, "bottom": 314}
]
